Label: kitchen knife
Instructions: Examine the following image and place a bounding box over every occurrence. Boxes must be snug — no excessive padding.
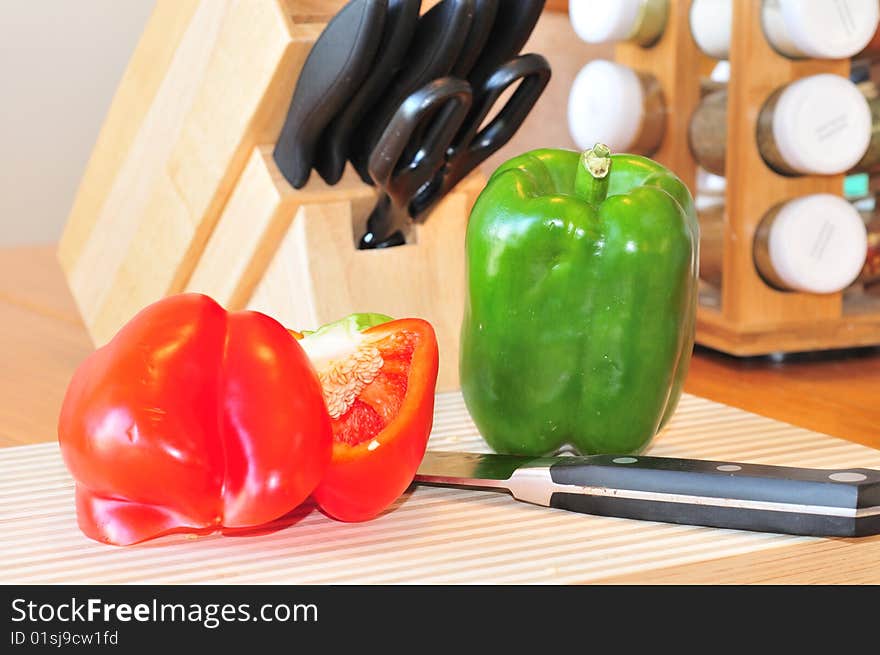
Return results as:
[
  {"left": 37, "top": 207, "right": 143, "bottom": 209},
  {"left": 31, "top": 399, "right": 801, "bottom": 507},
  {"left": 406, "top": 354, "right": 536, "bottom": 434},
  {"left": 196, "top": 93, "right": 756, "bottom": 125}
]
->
[
  {"left": 349, "top": 0, "right": 476, "bottom": 184},
  {"left": 273, "top": 0, "right": 387, "bottom": 189},
  {"left": 314, "top": 0, "right": 422, "bottom": 186},
  {"left": 415, "top": 451, "right": 880, "bottom": 537}
]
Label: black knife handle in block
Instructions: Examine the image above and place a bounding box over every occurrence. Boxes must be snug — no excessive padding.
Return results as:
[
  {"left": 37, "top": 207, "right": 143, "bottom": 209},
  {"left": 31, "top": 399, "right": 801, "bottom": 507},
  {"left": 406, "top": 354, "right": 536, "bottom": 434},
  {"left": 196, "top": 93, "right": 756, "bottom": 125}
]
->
[
  {"left": 314, "top": 0, "right": 422, "bottom": 186},
  {"left": 451, "top": 0, "right": 499, "bottom": 78},
  {"left": 350, "top": 0, "right": 476, "bottom": 184},
  {"left": 548, "top": 455, "right": 880, "bottom": 537},
  {"left": 273, "top": 0, "right": 386, "bottom": 189},
  {"left": 466, "top": 0, "right": 545, "bottom": 92}
]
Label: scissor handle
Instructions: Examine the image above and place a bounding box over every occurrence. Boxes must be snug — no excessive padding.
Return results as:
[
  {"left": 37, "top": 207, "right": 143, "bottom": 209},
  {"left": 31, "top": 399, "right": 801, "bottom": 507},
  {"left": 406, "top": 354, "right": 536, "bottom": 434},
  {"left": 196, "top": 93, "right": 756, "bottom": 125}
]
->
[
  {"left": 460, "top": 53, "right": 551, "bottom": 157},
  {"left": 367, "top": 77, "right": 473, "bottom": 208},
  {"left": 409, "top": 53, "right": 551, "bottom": 219}
]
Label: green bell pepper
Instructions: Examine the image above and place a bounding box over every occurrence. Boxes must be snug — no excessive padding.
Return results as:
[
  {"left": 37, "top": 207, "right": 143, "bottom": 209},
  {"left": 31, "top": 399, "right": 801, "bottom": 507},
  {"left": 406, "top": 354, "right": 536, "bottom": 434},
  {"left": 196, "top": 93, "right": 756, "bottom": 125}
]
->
[{"left": 460, "top": 145, "right": 699, "bottom": 456}]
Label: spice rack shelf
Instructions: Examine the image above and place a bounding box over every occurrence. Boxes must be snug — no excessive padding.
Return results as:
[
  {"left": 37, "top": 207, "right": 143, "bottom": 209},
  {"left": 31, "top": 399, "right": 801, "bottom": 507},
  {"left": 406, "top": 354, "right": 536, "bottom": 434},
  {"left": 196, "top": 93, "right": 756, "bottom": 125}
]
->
[{"left": 616, "top": 0, "right": 880, "bottom": 355}]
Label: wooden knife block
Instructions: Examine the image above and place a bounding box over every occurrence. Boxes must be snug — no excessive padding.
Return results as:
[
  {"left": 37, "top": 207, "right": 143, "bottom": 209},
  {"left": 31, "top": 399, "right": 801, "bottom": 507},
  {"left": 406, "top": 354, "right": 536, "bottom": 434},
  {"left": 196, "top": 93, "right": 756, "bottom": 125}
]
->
[
  {"left": 57, "top": 0, "right": 482, "bottom": 391},
  {"left": 186, "top": 146, "right": 485, "bottom": 391},
  {"left": 58, "top": 0, "right": 334, "bottom": 345}
]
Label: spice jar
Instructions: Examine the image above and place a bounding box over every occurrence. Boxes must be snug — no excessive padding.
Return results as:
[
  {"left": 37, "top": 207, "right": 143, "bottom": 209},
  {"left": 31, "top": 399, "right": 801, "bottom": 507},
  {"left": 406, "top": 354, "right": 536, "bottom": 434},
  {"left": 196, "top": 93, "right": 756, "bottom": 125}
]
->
[
  {"left": 852, "top": 81, "right": 880, "bottom": 174},
  {"left": 697, "top": 202, "right": 725, "bottom": 288},
  {"left": 689, "top": 0, "right": 732, "bottom": 59},
  {"left": 699, "top": 195, "right": 868, "bottom": 293},
  {"left": 757, "top": 74, "right": 871, "bottom": 176},
  {"left": 688, "top": 89, "right": 727, "bottom": 177},
  {"left": 569, "top": 0, "right": 669, "bottom": 47},
  {"left": 847, "top": 187, "right": 880, "bottom": 285},
  {"left": 857, "top": 22, "right": 880, "bottom": 58},
  {"left": 690, "top": 1, "right": 879, "bottom": 61},
  {"left": 690, "top": 75, "right": 873, "bottom": 177},
  {"left": 754, "top": 194, "right": 868, "bottom": 293},
  {"left": 761, "top": 0, "right": 879, "bottom": 59},
  {"left": 568, "top": 60, "right": 666, "bottom": 155}
]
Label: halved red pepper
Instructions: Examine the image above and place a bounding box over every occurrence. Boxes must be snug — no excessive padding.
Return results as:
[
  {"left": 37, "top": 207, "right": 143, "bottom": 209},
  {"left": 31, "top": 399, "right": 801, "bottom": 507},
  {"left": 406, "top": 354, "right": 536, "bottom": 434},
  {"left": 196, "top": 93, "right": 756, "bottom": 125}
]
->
[
  {"left": 58, "top": 294, "right": 332, "bottom": 545},
  {"left": 297, "top": 314, "right": 440, "bottom": 522}
]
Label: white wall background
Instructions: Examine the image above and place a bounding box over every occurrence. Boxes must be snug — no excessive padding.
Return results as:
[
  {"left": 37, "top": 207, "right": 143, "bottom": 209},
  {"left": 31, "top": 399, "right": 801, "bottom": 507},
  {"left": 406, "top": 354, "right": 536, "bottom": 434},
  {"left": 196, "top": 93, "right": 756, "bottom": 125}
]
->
[{"left": 0, "top": 0, "right": 154, "bottom": 246}]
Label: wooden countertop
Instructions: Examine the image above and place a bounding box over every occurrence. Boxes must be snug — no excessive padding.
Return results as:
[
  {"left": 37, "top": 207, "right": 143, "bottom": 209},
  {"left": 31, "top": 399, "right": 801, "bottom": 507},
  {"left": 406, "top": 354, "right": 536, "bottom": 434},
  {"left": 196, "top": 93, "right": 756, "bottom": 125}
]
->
[{"left": 2, "top": 244, "right": 880, "bottom": 584}]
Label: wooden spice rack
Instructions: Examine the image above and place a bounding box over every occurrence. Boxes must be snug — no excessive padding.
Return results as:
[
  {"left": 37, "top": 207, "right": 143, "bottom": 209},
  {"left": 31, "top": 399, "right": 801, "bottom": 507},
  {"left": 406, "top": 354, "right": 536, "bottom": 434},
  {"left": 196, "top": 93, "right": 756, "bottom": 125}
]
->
[{"left": 616, "top": 0, "right": 880, "bottom": 355}]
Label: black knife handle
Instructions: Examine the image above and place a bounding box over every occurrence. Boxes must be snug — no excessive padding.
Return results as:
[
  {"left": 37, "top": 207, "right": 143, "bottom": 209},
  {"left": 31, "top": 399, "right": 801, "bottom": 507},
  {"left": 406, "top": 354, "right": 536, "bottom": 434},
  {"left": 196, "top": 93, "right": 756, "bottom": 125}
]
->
[
  {"left": 350, "top": 0, "right": 476, "bottom": 184},
  {"left": 547, "top": 455, "right": 880, "bottom": 537},
  {"left": 466, "top": 0, "right": 545, "bottom": 92},
  {"left": 273, "top": 0, "right": 387, "bottom": 189},
  {"left": 451, "top": 0, "right": 499, "bottom": 78},
  {"left": 314, "top": 0, "right": 422, "bottom": 186}
]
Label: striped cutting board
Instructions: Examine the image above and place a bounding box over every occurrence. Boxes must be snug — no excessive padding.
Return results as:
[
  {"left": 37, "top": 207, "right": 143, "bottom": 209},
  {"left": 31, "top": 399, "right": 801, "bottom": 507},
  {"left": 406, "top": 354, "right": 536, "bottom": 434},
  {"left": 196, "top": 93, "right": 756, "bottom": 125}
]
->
[{"left": 2, "top": 392, "right": 879, "bottom": 584}]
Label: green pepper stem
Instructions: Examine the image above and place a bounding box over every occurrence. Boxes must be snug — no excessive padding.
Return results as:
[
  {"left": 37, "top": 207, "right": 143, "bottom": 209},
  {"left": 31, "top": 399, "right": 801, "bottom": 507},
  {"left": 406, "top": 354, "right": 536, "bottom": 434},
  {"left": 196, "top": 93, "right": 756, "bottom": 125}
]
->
[{"left": 574, "top": 143, "right": 612, "bottom": 206}]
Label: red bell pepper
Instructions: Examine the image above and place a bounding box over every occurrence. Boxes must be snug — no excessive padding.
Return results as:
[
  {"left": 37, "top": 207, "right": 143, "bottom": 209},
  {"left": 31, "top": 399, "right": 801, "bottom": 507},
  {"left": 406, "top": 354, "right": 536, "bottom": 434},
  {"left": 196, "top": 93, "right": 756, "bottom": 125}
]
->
[
  {"left": 58, "top": 293, "right": 332, "bottom": 545},
  {"left": 297, "top": 314, "right": 440, "bottom": 522}
]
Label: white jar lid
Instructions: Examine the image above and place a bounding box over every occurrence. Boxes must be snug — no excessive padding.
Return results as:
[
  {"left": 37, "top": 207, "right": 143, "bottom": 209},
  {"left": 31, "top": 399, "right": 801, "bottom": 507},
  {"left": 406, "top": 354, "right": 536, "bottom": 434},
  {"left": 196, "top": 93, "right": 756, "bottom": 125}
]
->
[
  {"left": 568, "top": 60, "right": 645, "bottom": 152},
  {"left": 569, "top": 0, "right": 644, "bottom": 43},
  {"left": 771, "top": 74, "right": 871, "bottom": 176},
  {"left": 767, "top": 194, "right": 868, "bottom": 293},
  {"left": 696, "top": 167, "right": 727, "bottom": 194},
  {"left": 710, "top": 60, "right": 730, "bottom": 83},
  {"left": 689, "top": 0, "right": 732, "bottom": 59},
  {"left": 772, "top": 0, "right": 880, "bottom": 59}
]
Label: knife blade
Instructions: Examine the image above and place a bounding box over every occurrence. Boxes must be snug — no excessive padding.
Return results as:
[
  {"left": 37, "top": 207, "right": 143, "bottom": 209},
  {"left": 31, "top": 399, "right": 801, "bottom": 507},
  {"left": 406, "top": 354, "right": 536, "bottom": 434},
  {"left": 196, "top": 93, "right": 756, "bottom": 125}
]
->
[
  {"left": 314, "top": 0, "right": 422, "bottom": 186},
  {"left": 348, "top": 0, "right": 476, "bottom": 184},
  {"left": 273, "top": 0, "right": 387, "bottom": 189},
  {"left": 414, "top": 451, "right": 880, "bottom": 537}
]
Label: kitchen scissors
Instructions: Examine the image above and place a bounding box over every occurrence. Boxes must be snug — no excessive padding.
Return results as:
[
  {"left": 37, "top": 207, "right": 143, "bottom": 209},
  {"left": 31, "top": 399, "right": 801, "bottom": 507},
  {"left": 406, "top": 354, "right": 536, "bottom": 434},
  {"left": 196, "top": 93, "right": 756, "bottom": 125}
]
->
[{"left": 359, "top": 53, "right": 551, "bottom": 249}]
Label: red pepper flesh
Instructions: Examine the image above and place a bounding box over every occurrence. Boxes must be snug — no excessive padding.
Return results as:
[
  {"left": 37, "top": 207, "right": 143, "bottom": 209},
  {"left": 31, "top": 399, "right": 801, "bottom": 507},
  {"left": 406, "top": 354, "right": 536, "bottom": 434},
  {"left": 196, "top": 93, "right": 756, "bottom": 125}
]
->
[{"left": 300, "top": 317, "right": 440, "bottom": 522}]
